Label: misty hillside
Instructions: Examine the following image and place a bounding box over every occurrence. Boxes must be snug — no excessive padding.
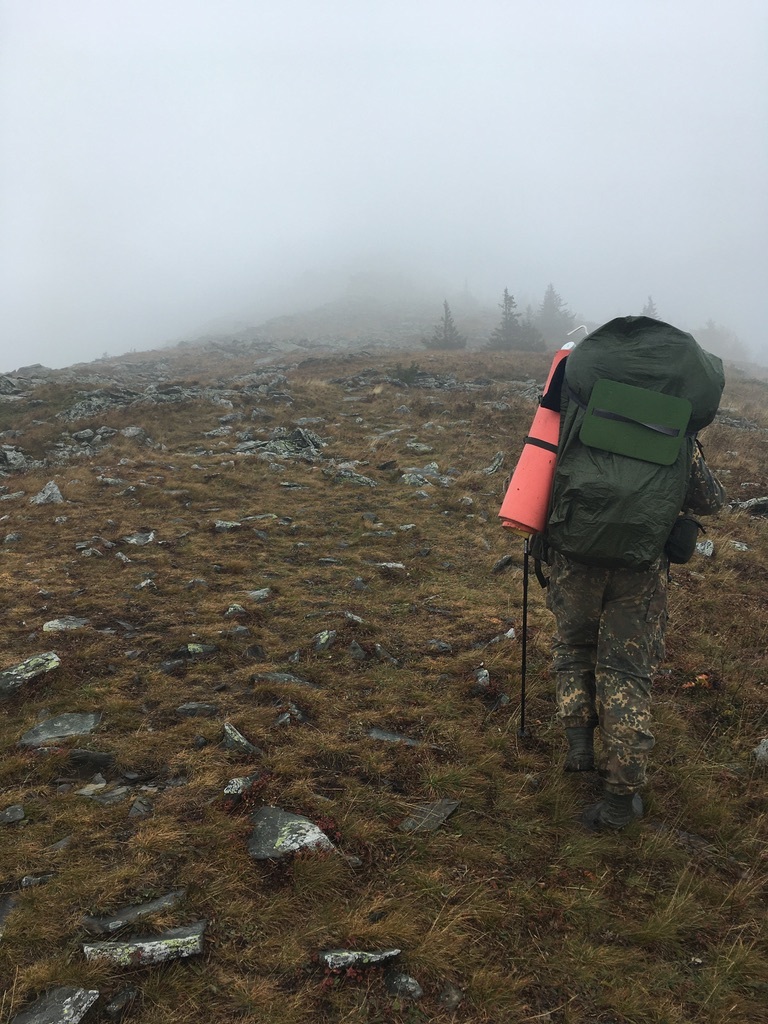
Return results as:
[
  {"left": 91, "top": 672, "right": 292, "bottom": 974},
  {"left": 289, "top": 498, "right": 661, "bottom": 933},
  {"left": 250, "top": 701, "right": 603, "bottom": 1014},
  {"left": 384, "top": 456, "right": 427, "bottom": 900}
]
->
[{"left": 0, "top": 338, "right": 766, "bottom": 1024}]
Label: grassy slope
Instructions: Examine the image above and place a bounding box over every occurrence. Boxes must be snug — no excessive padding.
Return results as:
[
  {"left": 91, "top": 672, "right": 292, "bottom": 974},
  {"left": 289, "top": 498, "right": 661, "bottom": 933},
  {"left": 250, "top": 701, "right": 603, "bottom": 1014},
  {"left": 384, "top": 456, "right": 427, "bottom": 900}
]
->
[{"left": 0, "top": 346, "right": 766, "bottom": 1023}]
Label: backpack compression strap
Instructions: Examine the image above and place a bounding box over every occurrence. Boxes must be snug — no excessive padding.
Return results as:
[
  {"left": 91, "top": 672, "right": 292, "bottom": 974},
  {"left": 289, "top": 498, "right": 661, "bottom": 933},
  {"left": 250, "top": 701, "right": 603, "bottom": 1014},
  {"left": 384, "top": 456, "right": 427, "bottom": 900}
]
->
[{"left": 567, "top": 385, "right": 696, "bottom": 437}]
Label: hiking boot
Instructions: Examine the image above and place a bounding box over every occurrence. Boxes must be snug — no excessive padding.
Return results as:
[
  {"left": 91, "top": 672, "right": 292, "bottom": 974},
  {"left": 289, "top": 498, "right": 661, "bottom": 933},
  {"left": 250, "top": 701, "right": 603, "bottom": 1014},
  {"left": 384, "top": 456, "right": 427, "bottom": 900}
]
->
[
  {"left": 564, "top": 726, "right": 595, "bottom": 772},
  {"left": 581, "top": 790, "right": 644, "bottom": 831}
]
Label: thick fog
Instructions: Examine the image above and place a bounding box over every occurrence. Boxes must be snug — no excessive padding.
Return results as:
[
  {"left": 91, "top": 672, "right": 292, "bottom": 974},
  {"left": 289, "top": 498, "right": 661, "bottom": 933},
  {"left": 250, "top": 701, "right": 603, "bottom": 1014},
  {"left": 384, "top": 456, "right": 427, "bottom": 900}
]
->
[{"left": 1, "top": 0, "right": 766, "bottom": 371}]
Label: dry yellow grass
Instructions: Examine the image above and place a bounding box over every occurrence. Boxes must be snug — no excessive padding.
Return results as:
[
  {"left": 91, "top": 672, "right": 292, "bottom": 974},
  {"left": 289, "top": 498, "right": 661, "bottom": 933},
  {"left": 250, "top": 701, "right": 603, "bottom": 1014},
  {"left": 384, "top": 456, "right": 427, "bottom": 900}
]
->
[{"left": 0, "top": 344, "right": 766, "bottom": 1023}]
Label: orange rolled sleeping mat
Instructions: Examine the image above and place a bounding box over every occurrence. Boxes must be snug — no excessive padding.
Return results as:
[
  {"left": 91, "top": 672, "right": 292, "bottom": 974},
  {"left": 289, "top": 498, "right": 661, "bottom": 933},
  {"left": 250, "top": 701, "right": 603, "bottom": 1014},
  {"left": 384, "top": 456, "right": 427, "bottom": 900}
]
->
[{"left": 498, "top": 343, "right": 573, "bottom": 536}]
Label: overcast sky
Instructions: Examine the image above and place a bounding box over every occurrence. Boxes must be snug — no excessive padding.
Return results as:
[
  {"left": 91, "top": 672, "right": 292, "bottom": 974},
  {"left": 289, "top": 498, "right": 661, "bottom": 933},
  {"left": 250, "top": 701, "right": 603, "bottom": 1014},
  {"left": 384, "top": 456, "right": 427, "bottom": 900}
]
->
[{"left": 1, "top": 0, "right": 766, "bottom": 371}]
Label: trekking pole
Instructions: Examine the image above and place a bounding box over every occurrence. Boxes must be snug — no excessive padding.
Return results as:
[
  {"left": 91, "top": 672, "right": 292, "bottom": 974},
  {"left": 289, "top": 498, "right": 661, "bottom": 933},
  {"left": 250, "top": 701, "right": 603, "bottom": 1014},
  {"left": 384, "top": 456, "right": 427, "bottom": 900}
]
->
[{"left": 519, "top": 537, "right": 530, "bottom": 738}]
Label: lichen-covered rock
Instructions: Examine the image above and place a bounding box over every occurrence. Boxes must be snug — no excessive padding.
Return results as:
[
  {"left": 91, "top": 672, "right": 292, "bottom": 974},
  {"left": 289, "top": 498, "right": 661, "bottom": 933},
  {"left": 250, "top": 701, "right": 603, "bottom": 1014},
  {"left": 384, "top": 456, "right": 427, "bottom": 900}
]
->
[
  {"left": 398, "top": 799, "right": 460, "bottom": 833},
  {"left": 30, "top": 481, "right": 65, "bottom": 504},
  {"left": 221, "top": 722, "right": 263, "bottom": 756},
  {"left": 43, "top": 617, "right": 89, "bottom": 632},
  {"left": 83, "top": 921, "right": 205, "bottom": 965},
  {"left": 0, "top": 652, "right": 60, "bottom": 697},
  {"left": 82, "top": 889, "right": 187, "bottom": 935},
  {"left": 19, "top": 713, "right": 101, "bottom": 748},
  {"left": 10, "top": 986, "right": 99, "bottom": 1024},
  {"left": 247, "top": 806, "right": 334, "bottom": 859},
  {"left": 319, "top": 948, "right": 401, "bottom": 970},
  {"left": 385, "top": 969, "right": 423, "bottom": 999}
]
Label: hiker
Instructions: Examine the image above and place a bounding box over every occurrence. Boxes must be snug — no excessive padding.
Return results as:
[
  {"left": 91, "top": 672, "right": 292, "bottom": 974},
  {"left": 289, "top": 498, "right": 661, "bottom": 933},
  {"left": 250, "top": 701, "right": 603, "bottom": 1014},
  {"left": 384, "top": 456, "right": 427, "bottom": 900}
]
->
[{"left": 539, "top": 316, "right": 726, "bottom": 830}]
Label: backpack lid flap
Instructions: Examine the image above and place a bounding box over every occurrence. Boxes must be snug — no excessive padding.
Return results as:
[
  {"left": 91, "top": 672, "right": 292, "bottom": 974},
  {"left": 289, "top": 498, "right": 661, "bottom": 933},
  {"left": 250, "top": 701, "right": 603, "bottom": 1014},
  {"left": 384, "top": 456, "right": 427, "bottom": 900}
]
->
[{"left": 579, "top": 379, "right": 692, "bottom": 465}]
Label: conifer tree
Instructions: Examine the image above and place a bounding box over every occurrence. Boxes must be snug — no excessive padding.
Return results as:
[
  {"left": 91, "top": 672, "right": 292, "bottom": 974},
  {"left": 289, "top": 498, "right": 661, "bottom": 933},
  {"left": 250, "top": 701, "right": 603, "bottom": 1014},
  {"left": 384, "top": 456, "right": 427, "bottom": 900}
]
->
[
  {"left": 518, "top": 304, "right": 545, "bottom": 351},
  {"left": 487, "top": 288, "right": 521, "bottom": 350},
  {"left": 423, "top": 300, "right": 466, "bottom": 350},
  {"left": 536, "top": 284, "right": 575, "bottom": 344},
  {"left": 642, "top": 295, "right": 658, "bottom": 318}
]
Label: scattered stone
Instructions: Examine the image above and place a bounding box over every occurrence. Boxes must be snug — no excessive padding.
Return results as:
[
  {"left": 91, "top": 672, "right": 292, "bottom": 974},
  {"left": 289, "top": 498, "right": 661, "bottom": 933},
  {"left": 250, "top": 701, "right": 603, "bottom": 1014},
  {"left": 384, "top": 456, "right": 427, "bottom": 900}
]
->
[
  {"left": 313, "top": 629, "right": 337, "bottom": 651},
  {"left": 122, "top": 530, "right": 156, "bottom": 545},
  {"left": 274, "top": 701, "right": 308, "bottom": 726},
  {"left": 170, "top": 643, "right": 218, "bottom": 658},
  {"left": 247, "top": 806, "right": 335, "bottom": 859},
  {"left": 429, "top": 640, "right": 452, "bottom": 655},
  {"left": 83, "top": 921, "right": 206, "bottom": 965},
  {"left": 246, "top": 588, "right": 271, "bottom": 601},
  {"left": 250, "top": 670, "right": 319, "bottom": 689},
  {"left": 128, "top": 796, "right": 153, "bottom": 819},
  {"left": 482, "top": 451, "right": 505, "bottom": 475},
  {"left": 42, "top": 616, "right": 89, "bottom": 632},
  {"left": 373, "top": 643, "right": 399, "bottom": 666},
  {"left": 177, "top": 702, "right": 218, "bottom": 717},
  {"left": 213, "top": 520, "right": 241, "bottom": 532},
  {"left": 20, "top": 873, "right": 54, "bottom": 887},
  {"left": 0, "top": 804, "right": 25, "bottom": 824},
  {"left": 438, "top": 982, "right": 464, "bottom": 1011},
  {"left": 82, "top": 889, "right": 187, "bottom": 935},
  {"left": 19, "top": 712, "right": 101, "bottom": 748},
  {"left": 399, "top": 799, "right": 461, "bottom": 833},
  {"left": 385, "top": 969, "right": 424, "bottom": 1000},
  {"left": 67, "top": 749, "right": 115, "bottom": 774},
  {"left": 753, "top": 737, "right": 768, "bottom": 765},
  {"left": 222, "top": 722, "right": 263, "bottom": 756},
  {"left": 348, "top": 641, "right": 369, "bottom": 661},
  {"left": 405, "top": 441, "right": 433, "bottom": 454},
  {"left": 730, "top": 540, "right": 749, "bottom": 551},
  {"left": 4, "top": 532, "right": 22, "bottom": 543},
  {"left": 104, "top": 987, "right": 140, "bottom": 1020},
  {"left": 9, "top": 987, "right": 100, "bottom": 1024},
  {"left": 491, "top": 555, "right": 515, "bottom": 574},
  {"left": 325, "top": 467, "right": 377, "bottom": 487},
  {"left": 696, "top": 539, "right": 715, "bottom": 557},
  {"left": 320, "top": 948, "right": 401, "bottom": 970},
  {"left": 225, "top": 603, "right": 247, "bottom": 617},
  {"left": 487, "top": 627, "right": 516, "bottom": 644},
  {"left": 30, "top": 481, "right": 65, "bottom": 504},
  {"left": 76, "top": 783, "right": 131, "bottom": 807},
  {"left": 368, "top": 727, "right": 422, "bottom": 747},
  {"left": 731, "top": 496, "right": 768, "bottom": 516},
  {"left": 0, "top": 652, "right": 60, "bottom": 697}
]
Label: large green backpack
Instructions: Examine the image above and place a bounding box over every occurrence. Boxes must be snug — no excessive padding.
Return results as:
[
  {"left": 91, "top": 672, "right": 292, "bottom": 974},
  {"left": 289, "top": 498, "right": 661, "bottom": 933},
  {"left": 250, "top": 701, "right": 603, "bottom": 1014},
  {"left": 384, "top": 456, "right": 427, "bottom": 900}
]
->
[{"left": 546, "top": 317, "right": 724, "bottom": 570}]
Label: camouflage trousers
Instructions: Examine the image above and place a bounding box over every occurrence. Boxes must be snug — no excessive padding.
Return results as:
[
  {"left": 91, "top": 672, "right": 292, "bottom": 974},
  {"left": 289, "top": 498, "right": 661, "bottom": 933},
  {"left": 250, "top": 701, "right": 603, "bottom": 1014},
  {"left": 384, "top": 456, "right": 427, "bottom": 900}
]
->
[{"left": 546, "top": 551, "right": 669, "bottom": 794}]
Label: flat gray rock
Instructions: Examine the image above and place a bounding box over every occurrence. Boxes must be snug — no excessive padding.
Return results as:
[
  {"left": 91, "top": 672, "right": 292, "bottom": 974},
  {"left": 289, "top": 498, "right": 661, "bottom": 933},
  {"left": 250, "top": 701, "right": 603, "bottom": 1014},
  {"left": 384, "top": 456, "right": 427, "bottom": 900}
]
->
[
  {"left": 221, "top": 722, "right": 263, "bottom": 756},
  {"left": 0, "top": 651, "right": 60, "bottom": 692},
  {"left": 10, "top": 987, "right": 99, "bottom": 1024},
  {"left": 19, "top": 713, "right": 101, "bottom": 748},
  {"left": 399, "top": 799, "right": 460, "bottom": 833},
  {"left": 250, "top": 671, "right": 319, "bottom": 689},
  {"left": 43, "top": 617, "right": 89, "bottom": 632},
  {"left": 83, "top": 921, "right": 205, "bottom": 965},
  {"left": 247, "top": 806, "right": 334, "bottom": 859},
  {"left": 385, "top": 969, "right": 423, "bottom": 999},
  {"left": 30, "top": 481, "right": 65, "bottom": 504},
  {"left": 368, "top": 727, "right": 422, "bottom": 747},
  {"left": 176, "top": 702, "right": 218, "bottom": 717},
  {"left": 83, "top": 889, "right": 187, "bottom": 935},
  {"left": 122, "top": 530, "right": 155, "bottom": 545},
  {"left": 753, "top": 737, "right": 768, "bottom": 765},
  {"left": 1, "top": 804, "right": 26, "bottom": 824},
  {"left": 320, "top": 948, "right": 400, "bottom": 970}
]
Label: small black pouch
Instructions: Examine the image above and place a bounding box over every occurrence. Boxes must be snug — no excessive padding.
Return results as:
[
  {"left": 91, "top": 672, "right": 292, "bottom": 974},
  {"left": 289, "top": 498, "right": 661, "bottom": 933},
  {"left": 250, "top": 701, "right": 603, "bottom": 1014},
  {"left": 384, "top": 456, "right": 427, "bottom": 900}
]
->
[{"left": 665, "top": 515, "right": 704, "bottom": 564}]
